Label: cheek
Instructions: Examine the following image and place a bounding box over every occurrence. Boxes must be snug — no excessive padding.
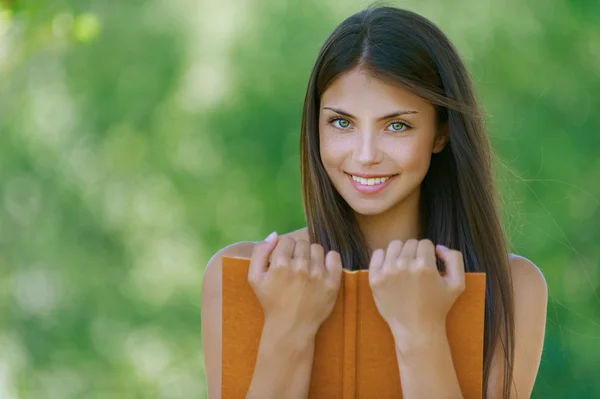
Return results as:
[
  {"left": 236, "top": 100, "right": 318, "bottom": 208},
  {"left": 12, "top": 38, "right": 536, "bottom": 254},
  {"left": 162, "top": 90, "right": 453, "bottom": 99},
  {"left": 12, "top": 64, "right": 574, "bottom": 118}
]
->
[
  {"left": 319, "top": 133, "right": 350, "bottom": 168},
  {"left": 392, "top": 138, "right": 434, "bottom": 171}
]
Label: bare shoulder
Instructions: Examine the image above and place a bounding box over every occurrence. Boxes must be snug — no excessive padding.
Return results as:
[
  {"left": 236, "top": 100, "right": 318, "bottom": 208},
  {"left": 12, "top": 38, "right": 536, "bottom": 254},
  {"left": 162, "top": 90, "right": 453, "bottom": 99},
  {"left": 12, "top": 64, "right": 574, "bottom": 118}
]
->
[
  {"left": 508, "top": 253, "right": 548, "bottom": 296},
  {"left": 204, "top": 241, "right": 257, "bottom": 279}
]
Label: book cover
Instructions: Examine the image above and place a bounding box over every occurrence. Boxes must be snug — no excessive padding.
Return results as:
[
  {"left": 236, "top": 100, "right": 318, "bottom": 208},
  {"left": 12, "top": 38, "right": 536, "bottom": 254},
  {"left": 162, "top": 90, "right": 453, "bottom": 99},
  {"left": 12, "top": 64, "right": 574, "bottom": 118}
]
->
[{"left": 221, "top": 255, "right": 486, "bottom": 398}]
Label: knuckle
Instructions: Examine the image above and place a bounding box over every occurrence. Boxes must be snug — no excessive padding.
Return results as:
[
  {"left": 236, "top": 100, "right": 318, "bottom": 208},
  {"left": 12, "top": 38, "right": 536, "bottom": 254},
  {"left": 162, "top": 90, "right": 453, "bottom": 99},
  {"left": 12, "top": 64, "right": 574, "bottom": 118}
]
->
[
  {"left": 294, "top": 257, "right": 309, "bottom": 271},
  {"left": 395, "top": 257, "right": 409, "bottom": 269},
  {"left": 413, "top": 258, "right": 428, "bottom": 269},
  {"left": 406, "top": 239, "right": 419, "bottom": 246},
  {"left": 274, "top": 255, "right": 290, "bottom": 269},
  {"left": 384, "top": 265, "right": 399, "bottom": 277},
  {"left": 295, "top": 267, "right": 310, "bottom": 279},
  {"left": 310, "top": 268, "right": 324, "bottom": 280}
]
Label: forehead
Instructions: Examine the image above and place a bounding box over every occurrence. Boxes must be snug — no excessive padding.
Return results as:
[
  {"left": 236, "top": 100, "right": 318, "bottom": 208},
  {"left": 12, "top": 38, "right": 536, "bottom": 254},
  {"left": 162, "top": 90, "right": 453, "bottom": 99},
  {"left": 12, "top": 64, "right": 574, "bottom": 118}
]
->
[{"left": 320, "top": 68, "right": 432, "bottom": 114}]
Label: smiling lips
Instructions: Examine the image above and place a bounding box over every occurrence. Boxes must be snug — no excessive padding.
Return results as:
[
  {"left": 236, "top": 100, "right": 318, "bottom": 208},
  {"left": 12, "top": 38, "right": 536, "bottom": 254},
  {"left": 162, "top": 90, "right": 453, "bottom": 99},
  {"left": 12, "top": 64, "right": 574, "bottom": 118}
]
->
[{"left": 346, "top": 172, "right": 398, "bottom": 194}]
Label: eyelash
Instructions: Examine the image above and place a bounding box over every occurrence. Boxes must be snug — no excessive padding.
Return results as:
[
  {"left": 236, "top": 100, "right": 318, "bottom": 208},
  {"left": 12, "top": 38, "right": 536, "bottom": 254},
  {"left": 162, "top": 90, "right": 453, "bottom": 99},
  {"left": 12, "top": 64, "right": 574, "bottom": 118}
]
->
[{"left": 327, "top": 116, "right": 412, "bottom": 132}]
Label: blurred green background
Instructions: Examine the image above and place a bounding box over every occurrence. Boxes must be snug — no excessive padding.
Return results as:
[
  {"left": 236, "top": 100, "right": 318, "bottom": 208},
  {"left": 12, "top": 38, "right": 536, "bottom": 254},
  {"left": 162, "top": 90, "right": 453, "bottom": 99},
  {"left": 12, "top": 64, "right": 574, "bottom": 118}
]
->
[{"left": 1, "top": 0, "right": 599, "bottom": 397}]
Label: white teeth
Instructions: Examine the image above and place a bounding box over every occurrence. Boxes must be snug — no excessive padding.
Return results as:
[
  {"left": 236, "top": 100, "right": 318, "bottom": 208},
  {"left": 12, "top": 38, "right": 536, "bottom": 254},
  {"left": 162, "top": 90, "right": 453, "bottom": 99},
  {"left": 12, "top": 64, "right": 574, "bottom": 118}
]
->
[{"left": 351, "top": 175, "right": 393, "bottom": 186}]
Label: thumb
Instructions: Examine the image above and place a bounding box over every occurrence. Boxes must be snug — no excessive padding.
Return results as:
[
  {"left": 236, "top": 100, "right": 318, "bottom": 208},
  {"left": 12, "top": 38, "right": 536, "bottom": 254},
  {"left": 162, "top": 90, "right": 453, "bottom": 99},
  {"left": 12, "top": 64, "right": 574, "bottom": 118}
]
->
[
  {"left": 435, "top": 245, "right": 466, "bottom": 294},
  {"left": 248, "top": 232, "right": 279, "bottom": 286}
]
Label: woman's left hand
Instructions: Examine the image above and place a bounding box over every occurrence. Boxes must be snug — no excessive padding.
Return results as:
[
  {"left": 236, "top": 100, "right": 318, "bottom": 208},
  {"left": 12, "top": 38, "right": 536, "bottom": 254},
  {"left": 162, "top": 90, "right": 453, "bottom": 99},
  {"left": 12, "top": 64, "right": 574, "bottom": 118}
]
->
[{"left": 368, "top": 239, "right": 466, "bottom": 344}]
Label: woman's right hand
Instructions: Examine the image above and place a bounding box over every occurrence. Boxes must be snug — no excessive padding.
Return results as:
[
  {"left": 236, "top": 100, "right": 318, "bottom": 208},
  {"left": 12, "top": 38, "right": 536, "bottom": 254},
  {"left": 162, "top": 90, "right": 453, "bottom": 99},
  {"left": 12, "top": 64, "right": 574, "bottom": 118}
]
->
[{"left": 248, "top": 232, "right": 343, "bottom": 336}]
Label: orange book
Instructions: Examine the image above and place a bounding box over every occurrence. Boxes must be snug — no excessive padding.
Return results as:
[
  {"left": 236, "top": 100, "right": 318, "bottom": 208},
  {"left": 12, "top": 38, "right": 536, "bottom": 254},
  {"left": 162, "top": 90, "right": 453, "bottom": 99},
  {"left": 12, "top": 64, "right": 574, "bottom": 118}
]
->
[{"left": 221, "top": 255, "right": 486, "bottom": 398}]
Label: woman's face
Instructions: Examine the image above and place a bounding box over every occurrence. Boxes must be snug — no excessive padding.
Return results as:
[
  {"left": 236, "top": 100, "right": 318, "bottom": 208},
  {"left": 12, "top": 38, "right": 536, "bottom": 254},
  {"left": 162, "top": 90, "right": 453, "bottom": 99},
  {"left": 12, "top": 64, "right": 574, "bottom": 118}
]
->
[{"left": 319, "top": 67, "right": 447, "bottom": 216}]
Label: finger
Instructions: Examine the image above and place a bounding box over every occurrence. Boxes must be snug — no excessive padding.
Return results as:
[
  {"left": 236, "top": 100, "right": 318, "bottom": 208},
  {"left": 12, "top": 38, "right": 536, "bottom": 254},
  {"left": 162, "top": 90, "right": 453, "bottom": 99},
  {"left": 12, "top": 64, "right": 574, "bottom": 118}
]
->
[
  {"left": 400, "top": 239, "right": 419, "bottom": 260},
  {"left": 310, "top": 243, "right": 325, "bottom": 278},
  {"left": 383, "top": 240, "right": 403, "bottom": 272},
  {"left": 368, "top": 248, "right": 385, "bottom": 286},
  {"left": 270, "top": 236, "right": 296, "bottom": 268},
  {"left": 416, "top": 239, "right": 436, "bottom": 269},
  {"left": 292, "top": 239, "right": 310, "bottom": 276},
  {"left": 248, "top": 232, "right": 279, "bottom": 285},
  {"left": 369, "top": 248, "right": 386, "bottom": 272},
  {"left": 436, "top": 245, "right": 466, "bottom": 294},
  {"left": 325, "top": 250, "right": 343, "bottom": 287}
]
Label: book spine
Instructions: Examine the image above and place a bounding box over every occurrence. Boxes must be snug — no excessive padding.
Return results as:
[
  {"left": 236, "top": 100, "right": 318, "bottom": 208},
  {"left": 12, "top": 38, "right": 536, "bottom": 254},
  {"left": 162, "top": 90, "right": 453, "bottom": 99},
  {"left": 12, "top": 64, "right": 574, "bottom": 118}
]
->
[{"left": 342, "top": 273, "right": 357, "bottom": 399}]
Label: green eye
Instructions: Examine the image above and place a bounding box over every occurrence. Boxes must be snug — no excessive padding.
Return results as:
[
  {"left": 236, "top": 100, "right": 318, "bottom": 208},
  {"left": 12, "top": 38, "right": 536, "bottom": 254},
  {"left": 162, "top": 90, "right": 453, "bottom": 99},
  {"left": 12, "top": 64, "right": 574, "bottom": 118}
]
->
[
  {"left": 390, "top": 122, "right": 407, "bottom": 131},
  {"left": 331, "top": 118, "right": 351, "bottom": 129}
]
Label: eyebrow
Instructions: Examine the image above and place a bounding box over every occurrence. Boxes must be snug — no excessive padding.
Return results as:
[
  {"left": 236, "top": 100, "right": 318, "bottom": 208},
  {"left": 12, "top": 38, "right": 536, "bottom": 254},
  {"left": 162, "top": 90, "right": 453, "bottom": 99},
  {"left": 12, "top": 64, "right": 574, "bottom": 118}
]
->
[{"left": 323, "top": 107, "right": 418, "bottom": 120}]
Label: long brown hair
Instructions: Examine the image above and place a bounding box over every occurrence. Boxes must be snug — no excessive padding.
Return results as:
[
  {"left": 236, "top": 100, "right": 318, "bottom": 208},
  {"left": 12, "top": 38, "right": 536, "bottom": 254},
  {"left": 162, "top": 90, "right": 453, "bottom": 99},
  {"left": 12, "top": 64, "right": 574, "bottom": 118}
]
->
[{"left": 299, "top": 5, "right": 515, "bottom": 398}]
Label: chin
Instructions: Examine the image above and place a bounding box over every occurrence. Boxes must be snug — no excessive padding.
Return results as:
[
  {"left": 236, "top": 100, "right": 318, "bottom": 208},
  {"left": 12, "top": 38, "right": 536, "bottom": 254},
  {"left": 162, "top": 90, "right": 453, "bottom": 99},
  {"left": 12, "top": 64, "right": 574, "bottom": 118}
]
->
[
  {"left": 345, "top": 199, "right": 394, "bottom": 217},
  {"left": 352, "top": 208, "right": 386, "bottom": 216}
]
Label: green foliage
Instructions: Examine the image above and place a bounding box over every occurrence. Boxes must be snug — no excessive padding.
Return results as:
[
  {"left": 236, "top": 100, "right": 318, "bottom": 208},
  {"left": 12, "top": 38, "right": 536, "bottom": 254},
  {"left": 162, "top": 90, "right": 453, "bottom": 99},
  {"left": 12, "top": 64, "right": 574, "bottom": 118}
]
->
[{"left": 0, "top": 0, "right": 598, "bottom": 397}]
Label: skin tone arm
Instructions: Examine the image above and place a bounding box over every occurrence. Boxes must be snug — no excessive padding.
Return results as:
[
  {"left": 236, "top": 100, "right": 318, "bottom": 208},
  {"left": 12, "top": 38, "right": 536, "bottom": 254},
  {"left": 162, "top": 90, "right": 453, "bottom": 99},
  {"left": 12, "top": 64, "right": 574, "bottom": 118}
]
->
[
  {"left": 370, "top": 240, "right": 547, "bottom": 399},
  {"left": 369, "top": 239, "right": 465, "bottom": 398},
  {"left": 394, "top": 326, "right": 463, "bottom": 398},
  {"left": 245, "top": 318, "right": 317, "bottom": 399},
  {"left": 245, "top": 234, "right": 342, "bottom": 398}
]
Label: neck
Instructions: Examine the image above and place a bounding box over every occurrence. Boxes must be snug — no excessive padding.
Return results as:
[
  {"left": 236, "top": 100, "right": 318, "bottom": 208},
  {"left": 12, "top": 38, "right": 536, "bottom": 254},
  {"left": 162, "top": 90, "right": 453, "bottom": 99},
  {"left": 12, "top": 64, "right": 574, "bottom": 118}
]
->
[{"left": 354, "top": 187, "right": 423, "bottom": 257}]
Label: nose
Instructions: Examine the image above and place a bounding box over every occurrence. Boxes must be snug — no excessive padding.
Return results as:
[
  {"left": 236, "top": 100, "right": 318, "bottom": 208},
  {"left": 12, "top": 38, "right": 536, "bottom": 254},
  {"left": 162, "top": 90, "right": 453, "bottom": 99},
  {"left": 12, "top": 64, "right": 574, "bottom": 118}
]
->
[{"left": 356, "top": 130, "right": 383, "bottom": 165}]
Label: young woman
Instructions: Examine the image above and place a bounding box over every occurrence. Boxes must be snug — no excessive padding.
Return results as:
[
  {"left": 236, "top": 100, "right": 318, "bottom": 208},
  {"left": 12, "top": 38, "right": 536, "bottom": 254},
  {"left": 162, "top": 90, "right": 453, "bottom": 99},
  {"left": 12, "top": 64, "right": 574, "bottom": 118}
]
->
[{"left": 202, "top": 5, "right": 547, "bottom": 399}]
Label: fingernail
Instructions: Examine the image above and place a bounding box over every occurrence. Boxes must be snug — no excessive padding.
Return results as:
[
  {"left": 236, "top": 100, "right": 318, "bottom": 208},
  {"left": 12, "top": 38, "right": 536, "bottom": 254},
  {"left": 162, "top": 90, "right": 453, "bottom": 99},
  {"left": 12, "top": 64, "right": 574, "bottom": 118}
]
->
[
  {"left": 437, "top": 244, "right": 448, "bottom": 252},
  {"left": 265, "top": 231, "right": 278, "bottom": 242}
]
